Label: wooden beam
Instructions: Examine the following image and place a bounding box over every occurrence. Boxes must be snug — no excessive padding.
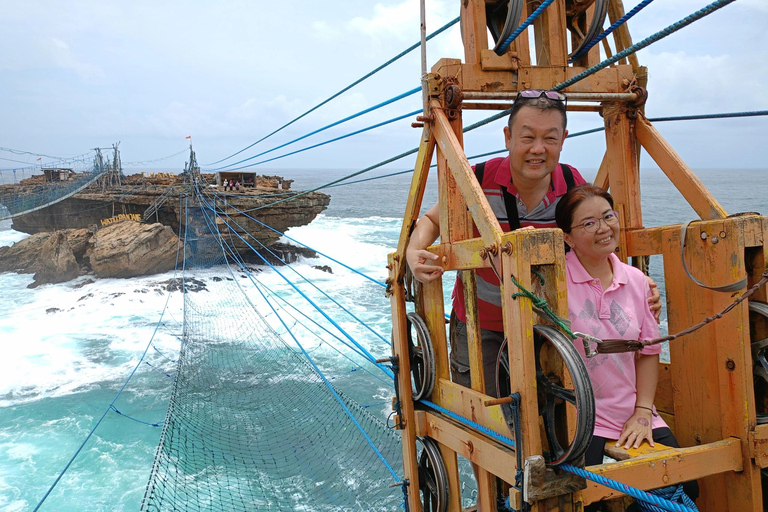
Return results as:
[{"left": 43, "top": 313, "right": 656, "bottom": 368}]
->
[
  {"left": 602, "top": 102, "right": 641, "bottom": 231},
  {"left": 606, "top": 0, "right": 640, "bottom": 70},
  {"left": 663, "top": 217, "right": 761, "bottom": 511},
  {"left": 436, "top": 378, "right": 511, "bottom": 438},
  {"left": 395, "top": 129, "right": 435, "bottom": 282},
  {"left": 422, "top": 411, "right": 519, "bottom": 495},
  {"left": 431, "top": 99, "right": 503, "bottom": 246},
  {"left": 388, "top": 269, "right": 423, "bottom": 512},
  {"left": 625, "top": 216, "right": 765, "bottom": 257},
  {"left": 636, "top": 115, "right": 728, "bottom": 220},
  {"left": 533, "top": 0, "right": 568, "bottom": 66},
  {"left": 419, "top": 279, "right": 464, "bottom": 512},
  {"left": 461, "top": 0, "right": 489, "bottom": 66},
  {"left": 580, "top": 438, "right": 743, "bottom": 505}
]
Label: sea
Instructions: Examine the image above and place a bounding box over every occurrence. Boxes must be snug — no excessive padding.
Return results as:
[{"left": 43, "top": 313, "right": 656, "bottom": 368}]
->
[{"left": 1, "top": 166, "right": 767, "bottom": 512}]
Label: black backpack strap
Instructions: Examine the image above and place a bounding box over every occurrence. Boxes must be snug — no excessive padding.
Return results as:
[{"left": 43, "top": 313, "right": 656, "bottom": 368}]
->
[
  {"left": 474, "top": 161, "right": 486, "bottom": 184},
  {"left": 501, "top": 186, "right": 521, "bottom": 230},
  {"left": 476, "top": 159, "right": 522, "bottom": 230},
  {"left": 560, "top": 163, "right": 576, "bottom": 190}
]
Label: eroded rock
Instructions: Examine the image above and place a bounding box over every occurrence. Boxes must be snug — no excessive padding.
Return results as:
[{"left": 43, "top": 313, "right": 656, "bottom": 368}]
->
[{"left": 89, "top": 221, "right": 182, "bottom": 278}]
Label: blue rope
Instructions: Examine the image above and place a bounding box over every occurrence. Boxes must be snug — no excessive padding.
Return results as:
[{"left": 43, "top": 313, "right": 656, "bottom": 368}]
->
[
  {"left": 215, "top": 109, "right": 421, "bottom": 172},
  {"left": 109, "top": 406, "right": 164, "bottom": 428},
  {"left": 419, "top": 399, "right": 517, "bottom": 448},
  {"left": 195, "top": 184, "right": 394, "bottom": 379},
  {"left": 210, "top": 86, "right": 422, "bottom": 172},
  {"left": 237, "top": 238, "right": 402, "bottom": 482},
  {"left": 198, "top": 188, "right": 392, "bottom": 357},
  {"left": 554, "top": 0, "right": 737, "bottom": 91},
  {"left": 32, "top": 198, "right": 185, "bottom": 512},
  {"left": 637, "top": 486, "right": 698, "bottom": 512},
  {"left": 205, "top": 16, "right": 459, "bottom": 166},
  {"left": 569, "top": 0, "right": 656, "bottom": 62},
  {"left": 195, "top": 194, "right": 384, "bottom": 373},
  {"left": 561, "top": 464, "right": 698, "bottom": 512},
  {"left": 495, "top": 0, "right": 556, "bottom": 54},
  {"left": 203, "top": 190, "right": 387, "bottom": 288}
]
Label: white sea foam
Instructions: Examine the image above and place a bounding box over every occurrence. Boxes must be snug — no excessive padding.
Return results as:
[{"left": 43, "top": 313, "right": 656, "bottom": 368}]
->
[{"left": 0, "top": 271, "right": 183, "bottom": 406}]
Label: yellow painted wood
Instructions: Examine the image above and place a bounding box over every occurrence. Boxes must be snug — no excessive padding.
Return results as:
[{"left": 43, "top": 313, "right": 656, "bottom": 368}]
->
[
  {"left": 663, "top": 218, "right": 761, "bottom": 511},
  {"left": 388, "top": 259, "right": 423, "bottom": 512},
  {"left": 500, "top": 231, "right": 544, "bottom": 467},
  {"left": 437, "top": 378, "right": 510, "bottom": 438},
  {"left": 626, "top": 216, "right": 765, "bottom": 256},
  {"left": 603, "top": 103, "right": 641, "bottom": 231},
  {"left": 420, "top": 277, "right": 463, "bottom": 512},
  {"left": 581, "top": 439, "right": 743, "bottom": 505},
  {"left": 394, "top": 130, "right": 436, "bottom": 282},
  {"left": 461, "top": 0, "right": 488, "bottom": 66},
  {"left": 431, "top": 100, "right": 503, "bottom": 247}
]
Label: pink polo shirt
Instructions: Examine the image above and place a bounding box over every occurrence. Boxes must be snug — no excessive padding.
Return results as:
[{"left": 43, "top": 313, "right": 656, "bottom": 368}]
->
[{"left": 565, "top": 251, "right": 668, "bottom": 439}]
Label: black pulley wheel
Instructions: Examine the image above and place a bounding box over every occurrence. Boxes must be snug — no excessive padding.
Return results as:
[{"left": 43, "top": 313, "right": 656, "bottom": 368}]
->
[
  {"left": 749, "top": 301, "right": 768, "bottom": 424},
  {"left": 416, "top": 436, "right": 449, "bottom": 512},
  {"left": 496, "top": 324, "right": 595, "bottom": 464},
  {"left": 568, "top": 0, "right": 609, "bottom": 60},
  {"left": 406, "top": 312, "right": 436, "bottom": 401}
]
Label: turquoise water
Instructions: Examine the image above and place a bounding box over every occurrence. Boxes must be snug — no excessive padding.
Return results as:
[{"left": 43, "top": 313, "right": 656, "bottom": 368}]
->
[{"left": 1, "top": 166, "right": 768, "bottom": 511}]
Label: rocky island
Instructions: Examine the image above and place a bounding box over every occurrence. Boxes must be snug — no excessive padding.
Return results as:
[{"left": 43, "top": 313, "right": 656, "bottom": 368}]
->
[{"left": 0, "top": 167, "right": 330, "bottom": 287}]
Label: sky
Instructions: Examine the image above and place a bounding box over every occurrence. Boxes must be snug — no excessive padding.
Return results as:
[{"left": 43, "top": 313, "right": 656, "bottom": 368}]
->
[{"left": 0, "top": 0, "right": 766, "bottom": 174}]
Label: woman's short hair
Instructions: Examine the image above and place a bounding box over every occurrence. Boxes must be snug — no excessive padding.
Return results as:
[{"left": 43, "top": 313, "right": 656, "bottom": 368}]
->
[{"left": 555, "top": 184, "right": 614, "bottom": 234}]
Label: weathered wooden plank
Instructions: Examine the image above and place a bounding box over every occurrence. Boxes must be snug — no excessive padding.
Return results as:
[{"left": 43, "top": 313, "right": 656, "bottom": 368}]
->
[
  {"left": 501, "top": 230, "right": 545, "bottom": 471},
  {"left": 607, "top": 0, "right": 640, "bottom": 70},
  {"left": 654, "top": 362, "right": 674, "bottom": 416},
  {"left": 432, "top": 99, "right": 503, "bottom": 247},
  {"left": 395, "top": 130, "right": 435, "bottom": 282},
  {"left": 663, "top": 217, "right": 760, "bottom": 511},
  {"left": 533, "top": 0, "right": 568, "bottom": 67},
  {"left": 603, "top": 103, "right": 641, "bottom": 232},
  {"left": 421, "top": 411, "right": 519, "bottom": 494},
  {"left": 581, "top": 439, "right": 743, "bottom": 505},
  {"left": 461, "top": 0, "right": 488, "bottom": 66},
  {"left": 437, "top": 378, "right": 510, "bottom": 438},
  {"left": 625, "top": 216, "right": 765, "bottom": 256},
  {"left": 388, "top": 265, "right": 423, "bottom": 512},
  {"left": 462, "top": 271, "right": 485, "bottom": 394},
  {"left": 750, "top": 423, "right": 768, "bottom": 468},
  {"left": 420, "top": 279, "right": 464, "bottom": 512},
  {"left": 432, "top": 57, "right": 633, "bottom": 94}
]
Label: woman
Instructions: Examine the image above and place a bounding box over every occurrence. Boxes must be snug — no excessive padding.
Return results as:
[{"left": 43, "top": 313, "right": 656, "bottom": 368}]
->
[{"left": 554, "top": 186, "right": 697, "bottom": 498}]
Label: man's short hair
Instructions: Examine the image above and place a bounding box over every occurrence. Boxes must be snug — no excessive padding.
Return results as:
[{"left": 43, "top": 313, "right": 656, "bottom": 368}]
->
[{"left": 508, "top": 95, "right": 567, "bottom": 132}]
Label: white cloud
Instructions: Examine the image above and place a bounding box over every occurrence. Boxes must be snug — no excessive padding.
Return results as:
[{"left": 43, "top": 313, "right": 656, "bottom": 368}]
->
[
  {"left": 312, "top": 21, "right": 341, "bottom": 41},
  {"left": 641, "top": 50, "right": 766, "bottom": 116},
  {"left": 38, "top": 36, "right": 105, "bottom": 81},
  {"left": 347, "top": 0, "right": 454, "bottom": 42}
]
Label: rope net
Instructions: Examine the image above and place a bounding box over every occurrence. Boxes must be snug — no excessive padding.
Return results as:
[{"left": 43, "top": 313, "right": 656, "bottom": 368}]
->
[
  {"left": 0, "top": 154, "right": 109, "bottom": 220},
  {"left": 139, "top": 189, "right": 404, "bottom": 511}
]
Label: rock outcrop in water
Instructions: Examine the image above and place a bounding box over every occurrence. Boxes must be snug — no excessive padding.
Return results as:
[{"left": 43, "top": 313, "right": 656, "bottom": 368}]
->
[
  {"left": 89, "top": 221, "right": 181, "bottom": 279},
  {"left": 0, "top": 221, "right": 181, "bottom": 287},
  {"left": 1, "top": 171, "right": 330, "bottom": 285}
]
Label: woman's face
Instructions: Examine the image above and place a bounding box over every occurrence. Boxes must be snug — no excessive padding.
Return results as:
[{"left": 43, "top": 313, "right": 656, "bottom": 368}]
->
[{"left": 563, "top": 196, "right": 619, "bottom": 263}]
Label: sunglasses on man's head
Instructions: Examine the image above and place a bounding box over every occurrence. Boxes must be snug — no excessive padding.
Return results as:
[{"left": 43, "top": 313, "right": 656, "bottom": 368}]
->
[{"left": 516, "top": 89, "right": 566, "bottom": 102}]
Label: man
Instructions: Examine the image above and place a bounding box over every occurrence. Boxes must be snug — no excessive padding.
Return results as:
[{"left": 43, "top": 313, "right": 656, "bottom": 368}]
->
[{"left": 406, "top": 90, "right": 660, "bottom": 397}]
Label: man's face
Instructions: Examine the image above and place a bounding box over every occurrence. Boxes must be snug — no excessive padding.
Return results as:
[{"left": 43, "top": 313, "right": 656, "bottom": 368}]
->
[{"left": 503, "top": 106, "right": 568, "bottom": 187}]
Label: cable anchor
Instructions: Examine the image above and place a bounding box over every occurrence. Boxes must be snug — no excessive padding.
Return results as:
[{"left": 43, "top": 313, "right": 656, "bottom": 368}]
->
[{"left": 573, "top": 331, "right": 602, "bottom": 358}]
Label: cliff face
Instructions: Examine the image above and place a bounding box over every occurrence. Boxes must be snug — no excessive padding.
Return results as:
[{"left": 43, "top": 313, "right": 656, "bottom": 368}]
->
[
  {"left": 10, "top": 174, "right": 331, "bottom": 250},
  {"left": 0, "top": 222, "right": 181, "bottom": 287}
]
